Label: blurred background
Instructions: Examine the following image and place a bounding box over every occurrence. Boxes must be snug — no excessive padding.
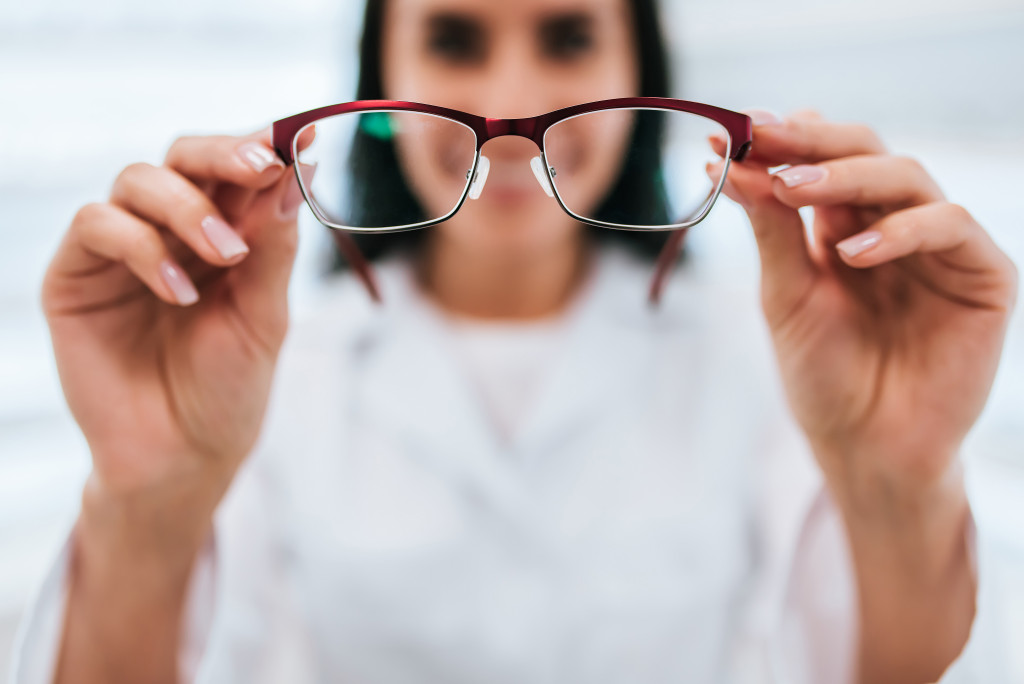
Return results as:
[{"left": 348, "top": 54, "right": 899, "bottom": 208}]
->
[{"left": 1, "top": 0, "right": 1022, "bottom": 675}]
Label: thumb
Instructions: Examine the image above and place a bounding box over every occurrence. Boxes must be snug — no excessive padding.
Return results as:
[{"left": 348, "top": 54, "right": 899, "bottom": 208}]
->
[
  {"left": 708, "top": 158, "right": 818, "bottom": 328},
  {"left": 224, "top": 165, "right": 311, "bottom": 353}
]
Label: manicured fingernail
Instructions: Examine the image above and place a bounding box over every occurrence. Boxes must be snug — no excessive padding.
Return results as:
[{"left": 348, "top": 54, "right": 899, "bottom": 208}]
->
[
  {"left": 201, "top": 215, "right": 249, "bottom": 260},
  {"left": 773, "top": 165, "right": 827, "bottom": 188},
  {"left": 743, "top": 109, "right": 784, "bottom": 126},
  {"left": 237, "top": 141, "right": 284, "bottom": 173},
  {"left": 837, "top": 230, "right": 882, "bottom": 258},
  {"left": 159, "top": 260, "right": 199, "bottom": 305}
]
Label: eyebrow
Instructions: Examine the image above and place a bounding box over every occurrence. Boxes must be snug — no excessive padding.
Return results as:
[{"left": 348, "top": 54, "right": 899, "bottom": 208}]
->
[
  {"left": 423, "top": 8, "right": 600, "bottom": 34},
  {"left": 539, "top": 11, "right": 595, "bottom": 34},
  {"left": 425, "top": 12, "right": 484, "bottom": 35}
]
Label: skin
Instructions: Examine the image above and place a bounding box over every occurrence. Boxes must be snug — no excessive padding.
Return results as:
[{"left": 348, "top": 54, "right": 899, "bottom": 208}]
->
[{"left": 40, "top": 1, "right": 1017, "bottom": 683}]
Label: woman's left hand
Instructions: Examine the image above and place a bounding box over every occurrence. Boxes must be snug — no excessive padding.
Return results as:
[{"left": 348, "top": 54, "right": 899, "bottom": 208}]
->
[{"left": 707, "top": 110, "right": 1018, "bottom": 500}]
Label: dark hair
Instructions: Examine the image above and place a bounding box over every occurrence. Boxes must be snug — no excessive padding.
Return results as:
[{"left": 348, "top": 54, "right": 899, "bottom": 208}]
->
[{"left": 328, "top": 0, "right": 685, "bottom": 271}]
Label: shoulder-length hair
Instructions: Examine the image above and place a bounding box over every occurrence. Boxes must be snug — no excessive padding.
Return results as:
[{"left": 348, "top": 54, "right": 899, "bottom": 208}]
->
[{"left": 328, "top": 0, "right": 686, "bottom": 272}]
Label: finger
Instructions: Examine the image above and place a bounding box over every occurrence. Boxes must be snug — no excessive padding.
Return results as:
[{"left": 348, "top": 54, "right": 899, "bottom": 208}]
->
[
  {"left": 109, "top": 162, "right": 251, "bottom": 267},
  {"left": 211, "top": 163, "right": 313, "bottom": 354},
  {"left": 205, "top": 126, "right": 320, "bottom": 224},
  {"left": 734, "top": 117, "right": 887, "bottom": 167},
  {"left": 706, "top": 158, "right": 819, "bottom": 328},
  {"left": 808, "top": 204, "right": 865, "bottom": 271},
  {"left": 787, "top": 108, "right": 824, "bottom": 122},
  {"left": 164, "top": 128, "right": 286, "bottom": 190},
  {"left": 61, "top": 202, "right": 200, "bottom": 307},
  {"left": 769, "top": 155, "right": 945, "bottom": 210},
  {"left": 834, "top": 202, "right": 1017, "bottom": 285}
]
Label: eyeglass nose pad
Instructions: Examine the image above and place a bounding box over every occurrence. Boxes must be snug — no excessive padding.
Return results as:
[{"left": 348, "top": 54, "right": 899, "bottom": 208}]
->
[
  {"left": 467, "top": 154, "right": 490, "bottom": 200},
  {"left": 530, "top": 156, "right": 555, "bottom": 198}
]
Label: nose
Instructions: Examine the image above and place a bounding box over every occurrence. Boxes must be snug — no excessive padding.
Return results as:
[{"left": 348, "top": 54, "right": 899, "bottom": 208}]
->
[
  {"left": 474, "top": 36, "right": 554, "bottom": 120},
  {"left": 467, "top": 136, "right": 554, "bottom": 201},
  {"left": 463, "top": 35, "right": 563, "bottom": 201}
]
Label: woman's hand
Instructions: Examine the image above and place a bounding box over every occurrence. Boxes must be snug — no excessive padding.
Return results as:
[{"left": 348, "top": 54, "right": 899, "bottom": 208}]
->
[
  {"left": 708, "top": 111, "right": 1017, "bottom": 682},
  {"left": 44, "top": 127, "right": 314, "bottom": 684},
  {"left": 42, "top": 127, "right": 311, "bottom": 535},
  {"left": 707, "top": 111, "right": 1017, "bottom": 495}
]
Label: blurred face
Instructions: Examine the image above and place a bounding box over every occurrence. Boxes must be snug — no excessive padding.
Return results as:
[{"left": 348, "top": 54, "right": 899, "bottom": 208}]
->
[{"left": 381, "top": 0, "right": 640, "bottom": 260}]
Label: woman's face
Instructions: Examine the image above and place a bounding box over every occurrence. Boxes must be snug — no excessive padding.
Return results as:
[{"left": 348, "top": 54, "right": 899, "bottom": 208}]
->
[{"left": 381, "top": 0, "right": 640, "bottom": 262}]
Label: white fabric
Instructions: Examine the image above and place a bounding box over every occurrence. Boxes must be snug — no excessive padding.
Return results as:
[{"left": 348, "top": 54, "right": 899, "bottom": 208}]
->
[
  {"left": 431, "top": 302, "right": 573, "bottom": 443},
  {"left": 7, "top": 245, "right": 1012, "bottom": 683}
]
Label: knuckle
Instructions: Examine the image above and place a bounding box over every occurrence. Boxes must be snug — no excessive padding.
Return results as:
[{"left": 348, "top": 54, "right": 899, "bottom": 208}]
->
[
  {"left": 163, "top": 176, "right": 198, "bottom": 208},
  {"left": 849, "top": 179, "right": 870, "bottom": 206},
  {"left": 789, "top": 124, "right": 819, "bottom": 159},
  {"left": 123, "top": 223, "right": 160, "bottom": 263},
  {"left": 883, "top": 211, "right": 914, "bottom": 242},
  {"left": 854, "top": 123, "right": 885, "bottom": 151},
  {"left": 786, "top": 108, "right": 822, "bottom": 123},
  {"left": 71, "top": 202, "right": 110, "bottom": 230},
  {"left": 153, "top": 170, "right": 212, "bottom": 227},
  {"left": 943, "top": 202, "right": 974, "bottom": 226},
  {"left": 173, "top": 191, "right": 214, "bottom": 226},
  {"left": 893, "top": 156, "right": 944, "bottom": 202},
  {"left": 895, "top": 155, "right": 926, "bottom": 177},
  {"left": 111, "top": 161, "right": 154, "bottom": 198},
  {"left": 164, "top": 135, "right": 197, "bottom": 163}
]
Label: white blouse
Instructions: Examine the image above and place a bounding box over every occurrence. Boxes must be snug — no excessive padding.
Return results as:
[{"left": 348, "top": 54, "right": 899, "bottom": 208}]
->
[{"left": 8, "top": 245, "right": 1012, "bottom": 683}]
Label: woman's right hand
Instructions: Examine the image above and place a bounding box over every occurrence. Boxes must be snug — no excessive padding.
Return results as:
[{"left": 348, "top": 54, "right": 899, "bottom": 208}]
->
[{"left": 42, "top": 127, "right": 311, "bottom": 539}]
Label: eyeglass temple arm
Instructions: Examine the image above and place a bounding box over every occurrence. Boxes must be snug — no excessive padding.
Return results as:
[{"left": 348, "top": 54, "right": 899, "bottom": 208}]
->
[
  {"left": 648, "top": 228, "right": 689, "bottom": 306},
  {"left": 648, "top": 183, "right": 719, "bottom": 306},
  {"left": 331, "top": 231, "right": 382, "bottom": 303}
]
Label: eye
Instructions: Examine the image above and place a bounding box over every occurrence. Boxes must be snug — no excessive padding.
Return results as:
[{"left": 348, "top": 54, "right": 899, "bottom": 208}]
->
[
  {"left": 425, "top": 14, "right": 486, "bottom": 64},
  {"left": 540, "top": 15, "right": 595, "bottom": 61}
]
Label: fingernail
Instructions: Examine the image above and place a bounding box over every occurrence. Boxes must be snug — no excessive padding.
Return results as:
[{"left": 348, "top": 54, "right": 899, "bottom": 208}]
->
[
  {"left": 743, "top": 109, "right": 784, "bottom": 126},
  {"left": 201, "top": 215, "right": 249, "bottom": 260},
  {"left": 159, "top": 260, "right": 199, "bottom": 305},
  {"left": 836, "top": 230, "right": 882, "bottom": 258},
  {"left": 237, "top": 141, "right": 284, "bottom": 173},
  {"left": 773, "top": 165, "right": 827, "bottom": 188}
]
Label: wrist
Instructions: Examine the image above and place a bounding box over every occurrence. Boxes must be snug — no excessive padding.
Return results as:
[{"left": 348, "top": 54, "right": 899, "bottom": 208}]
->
[
  {"left": 77, "top": 468, "right": 221, "bottom": 585},
  {"left": 810, "top": 439, "right": 961, "bottom": 516},
  {"left": 61, "top": 474, "right": 217, "bottom": 684},
  {"left": 814, "top": 445, "right": 971, "bottom": 577}
]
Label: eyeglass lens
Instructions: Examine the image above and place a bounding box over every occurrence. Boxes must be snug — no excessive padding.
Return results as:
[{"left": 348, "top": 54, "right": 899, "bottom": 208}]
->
[
  {"left": 295, "top": 110, "right": 478, "bottom": 230},
  {"left": 542, "top": 108, "right": 731, "bottom": 229}
]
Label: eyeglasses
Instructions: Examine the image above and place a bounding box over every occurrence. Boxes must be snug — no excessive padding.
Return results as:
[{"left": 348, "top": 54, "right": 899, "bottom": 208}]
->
[{"left": 272, "top": 98, "right": 752, "bottom": 304}]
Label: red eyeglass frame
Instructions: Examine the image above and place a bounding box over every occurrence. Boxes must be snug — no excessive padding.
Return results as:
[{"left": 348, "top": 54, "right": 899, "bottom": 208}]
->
[{"left": 272, "top": 97, "right": 752, "bottom": 305}]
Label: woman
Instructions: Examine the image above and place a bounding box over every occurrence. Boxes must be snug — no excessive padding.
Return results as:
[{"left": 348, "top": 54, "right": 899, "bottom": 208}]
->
[{"left": 12, "top": 0, "right": 1017, "bottom": 682}]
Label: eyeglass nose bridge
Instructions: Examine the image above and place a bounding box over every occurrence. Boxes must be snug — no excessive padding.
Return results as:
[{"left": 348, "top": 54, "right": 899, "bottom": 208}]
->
[
  {"left": 469, "top": 118, "right": 554, "bottom": 201},
  {"left": 483, "top": 117, "right": 541, "bottom": 144}
]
